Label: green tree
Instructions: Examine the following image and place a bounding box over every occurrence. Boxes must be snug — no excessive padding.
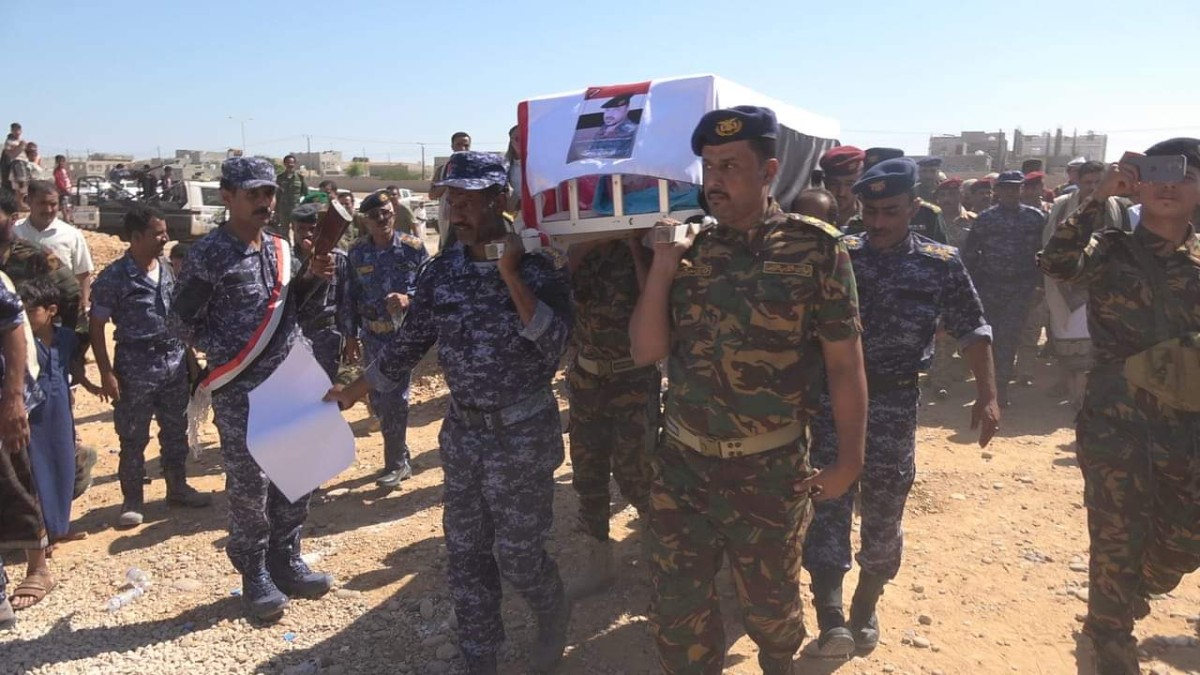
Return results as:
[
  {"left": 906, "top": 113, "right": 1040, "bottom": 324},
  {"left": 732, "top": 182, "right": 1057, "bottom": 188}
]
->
[{"left": 346, "top": 162, "right": 365, "bottom": 178}]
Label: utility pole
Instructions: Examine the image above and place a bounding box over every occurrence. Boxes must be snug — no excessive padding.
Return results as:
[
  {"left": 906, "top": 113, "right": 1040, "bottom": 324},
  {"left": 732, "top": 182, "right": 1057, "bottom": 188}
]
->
[
  {"left": 228, "top": 116, "right": 254, "bottom": 153},
  {"left": 418, "top": 143, "right": 427, "bottom": 179}
]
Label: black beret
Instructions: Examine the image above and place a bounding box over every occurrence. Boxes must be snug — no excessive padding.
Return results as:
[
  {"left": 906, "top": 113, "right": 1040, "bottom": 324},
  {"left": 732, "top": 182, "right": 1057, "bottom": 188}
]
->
[
  {"left": 291, "top": 203, "right": 320, "bottom": 223},
  {"left": 690, "top": 105, "right": 778, "bottom": 156},
  {"left": 601, "top": 94, "right": 632, "bottom": 108},
  {"left": 358, "top": 190, "right": 392, "bottom": 213},
  {"left": 863, "top": 147, "right": 905, "bottom": 170},
  {"left": 1144, "top": 137, "right": 1200, "bottom": 170},
  {"left": 852, "top": 158, "right": 918, "bottom": 200}
]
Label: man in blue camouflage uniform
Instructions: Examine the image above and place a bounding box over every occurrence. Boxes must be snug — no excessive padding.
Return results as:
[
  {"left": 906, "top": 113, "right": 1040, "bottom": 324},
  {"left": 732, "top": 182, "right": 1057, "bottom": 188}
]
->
[
  {"left": 801, "top": 158, "right": 1001, "bottom": 659},
  {"left": 961, "top": 170, "right": 1048, "bottom": 404},
  {"left": 170, "top": 157, "right": 334, "bottom": 622},
  {"left": 346, "top": 189, "right": 429, "bottom": 488},
  {"left": 841, "top": 148, "right": 950, "bottom": 244},
  {"left": 291, "top": 203, "right": 353, "bottom": 381},
  {"left": 0, "top": 279, "right": 33, "bottom": 630},
  {"left": 90, "top": 204, "right": 211, "bottom": 528},
  {"left": 327, "top": 152, "right": 573, "bottom": 675}
]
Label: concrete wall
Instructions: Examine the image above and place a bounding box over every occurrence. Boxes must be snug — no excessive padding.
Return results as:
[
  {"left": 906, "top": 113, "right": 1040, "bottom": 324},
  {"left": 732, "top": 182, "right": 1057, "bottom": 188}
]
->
[{"left": 308, "top": 176, "right": 432, "bottom": 197}]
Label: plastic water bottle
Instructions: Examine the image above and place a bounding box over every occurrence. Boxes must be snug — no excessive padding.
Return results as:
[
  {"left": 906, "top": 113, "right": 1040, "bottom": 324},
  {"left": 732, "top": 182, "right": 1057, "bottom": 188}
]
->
[
  {"left": 106, "top": 567, "right": 151, "bottom": 612},
  {"left": 125, "top": 567, "right": 150, "bottom": 587}
]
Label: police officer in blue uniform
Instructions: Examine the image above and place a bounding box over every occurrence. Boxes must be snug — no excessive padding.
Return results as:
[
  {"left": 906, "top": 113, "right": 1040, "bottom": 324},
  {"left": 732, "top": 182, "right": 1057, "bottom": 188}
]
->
[
  {"left": 291, "top": 203, "right": 353, "bottom": 381},
  {"left": 842, "top": 149, "right": 951, "bottom": 244},
  {"left": 90, "top": 204, "right": 211, "bottom": 528},
  {"left": 326, "top": 152, "right": 573, "bottom": 675},
  {"left": 802, "top": 158, "right": 1001, "bottom": 658},
  {"left": 346, "top": 189, "right": 429, "bottom": 488},
  {"left": 170, "top": 157, "right": 334, "bottom": 622}
]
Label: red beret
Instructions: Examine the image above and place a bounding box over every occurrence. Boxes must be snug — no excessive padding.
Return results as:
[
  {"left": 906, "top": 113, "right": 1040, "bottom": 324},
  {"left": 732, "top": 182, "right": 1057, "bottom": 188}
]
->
[
  {"left": 936, "top": 177, "right": 963, "bottom": 191},
  {"left": 819, "top": 145, "right": 866, "bottom": 177},
  {"left": 971, "top": 178, "right": 993, "bottom": 189},
  {"left": 1022, "top": 170, "right": 1046, "bottom": 184}
]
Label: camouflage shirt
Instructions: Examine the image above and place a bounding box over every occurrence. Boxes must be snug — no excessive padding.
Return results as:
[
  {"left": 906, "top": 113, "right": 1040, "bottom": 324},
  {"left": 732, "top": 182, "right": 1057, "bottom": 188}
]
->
[
  {"left": 90, "top": 253, "right": 186, "bottom": 377},
  {"left": 0, "top": 239, "right": 81, "bottom": 329},
  {"left": 297, "top": 248, "right": 353, "bottom": 338},
  {"left": 845, "top": 232, "right": 991, "bottom": 375},
  {"left": 570, "top": 240, "right": 639, "bottom": 360},
  {"left": 1040, "top": 198, "right": 1200, "bottom": 366},
  {"left": 962, "top": 203, "right": 1047, "bottom": 283},
  {"left": 667, "top": 203, "right": 861, "bottom": 438},
  {"left": 347, "top": 231, "right": 429, "bottom": 334}
]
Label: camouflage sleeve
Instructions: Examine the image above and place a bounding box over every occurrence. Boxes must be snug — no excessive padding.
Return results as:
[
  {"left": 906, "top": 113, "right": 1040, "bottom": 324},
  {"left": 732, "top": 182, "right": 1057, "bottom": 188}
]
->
[
  {"left": 88, "top": 267, "right": 116, "bottom": 321},
  {"left": 346, "top": 246, "right": 362, "bottom": 337},
  {"left": 517, "top": 255, "right": 573, "bottom": 364},
  {"left": 365, "top": 264, "right": 437, "bottom": 392},
  {"left": 169, "top": 246, "right": 215, "bottom": 350},
  {"left": 334, "top": 253, "right": 354, "bottom": 338},
  {"left": 0, "top": 283, "right": 23, "bottom": 332},
  {"left": 941, "top": 254, "right": 993, "bottom": 350},
  {"left": 1039, "top": 198, "right": 1108, "bottom": 285},
  {"left": 814, "top": 240, "right": 862, "bottom": 342},
  {"left": 408, "top": 244, "right": 430, "bottom": 296},
  {"left": 930, "top": 210, "right": 949, "bottom": 244},
  {"left": 395, "top": 202, "right": 416, "bottom": 235}
]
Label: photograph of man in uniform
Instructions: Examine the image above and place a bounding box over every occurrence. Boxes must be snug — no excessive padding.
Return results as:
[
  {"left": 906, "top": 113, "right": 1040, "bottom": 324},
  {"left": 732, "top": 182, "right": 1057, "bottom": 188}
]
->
[{"left": 567, "top": 93, "right": 642, "bottom": 163}]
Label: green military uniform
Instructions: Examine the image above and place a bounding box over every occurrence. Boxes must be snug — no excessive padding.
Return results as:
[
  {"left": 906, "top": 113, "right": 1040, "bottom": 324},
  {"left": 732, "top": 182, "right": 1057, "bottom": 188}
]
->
[
  {"left": 651, "top": 202, "right": 861, "bottom": 674},
  {"left": 843, "top": 199, "right": 949, "bottom": 244},
  {"left": 568, "top": 240, "right": 659, "bottom": 541},
  {"left": 1041, "top": 196, "right": 1200, "bottom": 673},
  {"left": 274, "top": 170, "right": 307, "bottom": 240}
]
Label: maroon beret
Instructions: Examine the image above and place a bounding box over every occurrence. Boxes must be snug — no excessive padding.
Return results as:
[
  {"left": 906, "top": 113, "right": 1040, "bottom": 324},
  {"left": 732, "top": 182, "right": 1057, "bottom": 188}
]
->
[
  {"left": 1022, "top": 170, "right": 1046, "bottom": 184},
  {"left": 819, "top": 145, "right": 866, "bottom": 177},
  {"left": 936, "top": 177, "right": 963, "bottom": 191}
]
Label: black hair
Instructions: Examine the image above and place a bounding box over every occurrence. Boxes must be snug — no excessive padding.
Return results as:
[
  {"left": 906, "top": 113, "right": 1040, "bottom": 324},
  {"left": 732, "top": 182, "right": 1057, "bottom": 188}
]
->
[
  {"left": 17, "top": 276, "right": 60, "bottom": 310},
  {"left": 747, "top": 137, "right": 778, "bottom": 164},
  {"left": 318, "top": 180, "right": 338, "bottom": 192},
  {"left": 451, "top": 132, "right": 470, "bottom": 143},
  {"left": 283, "top": 154, "right": 296, "bottom": 162},
  {"left": 123, "top": 203, "right": 165, "bottom": 237},
  {"left": 54, "top": 154, "right": 66, "bottom": 163},
  {"left": 794, "top": 188, "right": 839, "bottom": 223},
  {"left": 0, "top": 194, "right": 19, "bottom": 215},
  {"left": 10, "top": 123, "right": 20, "bottom": 131},
  {"left": 170, "top": 243, "right": 190, "bottom": 260},
  {"left": 1077, "top": 160, "right": 1105, "bottom": 178},
  {"left": 163, "top": 166, "right": 173, "bottom": 173},
  {"left": 27, "top": 180, "right": 59, "bottom": 199},
  {"left": 386, "top": 185, "right": 399, "bottom": 192}
]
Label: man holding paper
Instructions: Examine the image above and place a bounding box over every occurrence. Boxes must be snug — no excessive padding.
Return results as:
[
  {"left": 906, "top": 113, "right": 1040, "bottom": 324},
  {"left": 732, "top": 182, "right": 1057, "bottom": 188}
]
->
[
  {"left": 326, "top": 152, "right": 574, "bottom": 675},
  {"left": 170, "top": 157, "right": 335, "bottom": 623}
]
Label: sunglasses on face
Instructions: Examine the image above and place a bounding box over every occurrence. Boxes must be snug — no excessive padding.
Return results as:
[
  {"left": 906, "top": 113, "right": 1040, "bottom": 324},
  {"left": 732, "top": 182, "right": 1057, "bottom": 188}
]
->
[{"left": 369, "top": 209, "right": 394, "bottom": 221}]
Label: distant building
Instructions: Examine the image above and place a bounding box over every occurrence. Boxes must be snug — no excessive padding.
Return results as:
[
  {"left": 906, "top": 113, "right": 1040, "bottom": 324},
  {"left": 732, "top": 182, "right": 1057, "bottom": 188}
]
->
[
  {"left": 930, "top": 127, "right": 1106, "bottom": 171},
  {"left": 929, "top": 131, "right": 1009, "bottom": 170},
  {"left": 68, "top": 153, "right": 135, "bottom": 178},
  {"left": 292, "top": 151, "right": 344, "bottom": 176}
]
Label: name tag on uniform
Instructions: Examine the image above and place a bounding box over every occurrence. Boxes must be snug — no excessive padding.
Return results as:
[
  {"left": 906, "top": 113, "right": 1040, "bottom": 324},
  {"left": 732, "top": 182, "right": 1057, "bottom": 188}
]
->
[
  {"left": 356, "top": 265, "right": 374, "bottom": 275},
  {"left": 763, "top": 261, "right": 812, "bottom": 277},
  {"left": 677, "top": 264, "right": 712, "bottom": 278}
]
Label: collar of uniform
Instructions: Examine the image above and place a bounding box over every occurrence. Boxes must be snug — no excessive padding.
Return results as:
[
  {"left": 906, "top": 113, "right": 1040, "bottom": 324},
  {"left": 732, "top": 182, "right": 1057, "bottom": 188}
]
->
[
  {"left": 709, "top": 200, "right": 786, "bottom": 242},
  {"left": 1134, "top": 220, "right": 1200, "bottom": 258},
  {"left": 21, "top": 217, "right": 66, "bottom": 234},
  {"left": 216, "top": 225, "right": 267, "bottom": 257},
  {"left": 861, "top": 230, "right": 916, "bottom": 255}
]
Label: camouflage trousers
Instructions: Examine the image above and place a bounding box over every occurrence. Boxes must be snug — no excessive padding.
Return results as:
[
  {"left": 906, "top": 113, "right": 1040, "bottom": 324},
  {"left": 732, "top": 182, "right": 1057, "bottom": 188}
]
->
[
  {"left": 976, "top": 281, "right": 1037, "bottom": 398},
  {"left": 113, "top": 354, "right": 190, "bottom": 495},
  {"left": 440, "top": 403, "right": 565, "bottom": 660},
  {"left": 1015, "top": 288, "right": 1048, "bottom": 383},
  {"left": 649, "top": 436, "right": 813, "bottom": 674},
  {"left": 1075, "top": 372, "right": 1200, "bottom": 649},
  {"left": 566, "top": 364, "right": 660, "bottom": 541},
  {"left": 926, "top": 332, "right": 966, "bottom": 390},
  {"left": 212, "top": 386, "right": 312, "bottom": 571},
  {"left": 304, "top": 326, "right": 343, "bottom": 383},
  {"left": 363, "top": 335, "right": 411, "bottom": 471},
  {"left": 803, "top": 388, "right": 919, "bottom": 580}
]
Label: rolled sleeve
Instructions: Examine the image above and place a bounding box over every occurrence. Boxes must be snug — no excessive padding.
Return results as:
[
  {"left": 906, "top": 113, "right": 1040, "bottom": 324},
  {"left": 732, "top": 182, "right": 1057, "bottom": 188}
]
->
[
  {"left": 518, "top": 300, "right": 554, "bottom": 342},
  {"left": 956, "top": 324, "right": 993, "bottom": 352},
  {"left": 815, "top": 242, "right": 863, "bottom": 342}
]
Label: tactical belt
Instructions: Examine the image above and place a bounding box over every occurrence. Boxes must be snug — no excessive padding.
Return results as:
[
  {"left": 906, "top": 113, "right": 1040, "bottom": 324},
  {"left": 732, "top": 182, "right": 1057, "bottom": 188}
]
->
[
  {"left": 452, "top": 388, "right": 555, "bottom": 431},
  {"left": 867, "top": 372, "right": 919, "bottom": 394},
  {"left": 576, "top": 355, "right": 646, "bottom": 377},
  {"left": 364, "top": 318, "right": 395, "bottom": 335},
  {"left": 664, "top": 415, "right": 805, "bottom": 459},
  {"left": 301, "top": 316, "right": 337, "bottom": 331}
]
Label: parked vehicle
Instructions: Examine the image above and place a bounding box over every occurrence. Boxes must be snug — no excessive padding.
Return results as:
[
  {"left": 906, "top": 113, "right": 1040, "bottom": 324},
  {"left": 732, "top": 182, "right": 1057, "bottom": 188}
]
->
[{"left": 72, "top": 176, "right": 224, "bottom": 241}]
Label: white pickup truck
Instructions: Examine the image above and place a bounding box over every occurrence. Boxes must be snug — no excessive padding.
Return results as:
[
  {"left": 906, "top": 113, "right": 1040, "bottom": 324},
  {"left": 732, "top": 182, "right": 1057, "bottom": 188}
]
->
[{"left": 73, "top": 178, "right": 225, "bottom": 241}]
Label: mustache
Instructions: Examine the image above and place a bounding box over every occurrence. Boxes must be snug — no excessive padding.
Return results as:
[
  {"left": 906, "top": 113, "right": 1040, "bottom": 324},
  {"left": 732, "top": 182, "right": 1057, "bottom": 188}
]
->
[{"left": 705, "top": 191, "right": 729, "bottom": 200}]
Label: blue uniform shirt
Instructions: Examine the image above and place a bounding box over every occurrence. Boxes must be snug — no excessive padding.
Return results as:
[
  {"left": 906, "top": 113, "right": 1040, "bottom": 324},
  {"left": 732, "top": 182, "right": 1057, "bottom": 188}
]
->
[
  {"left": 845, "top": 232, "right": 992, "bottom": 375},
  {"left": 961, "top": 204, "right": 1047, "bottom": 283},
  {"left": 91, "top": 252, "right": 185, "bottom": 375},
  {"left": 366, "top": 243, "right": 572, "bottom": 411},
  {"left": 348, "top": 231, "right": 429, "bottom": 336},
  {"left": 297, "top": 248, "right": 353, "bottom": 337}
]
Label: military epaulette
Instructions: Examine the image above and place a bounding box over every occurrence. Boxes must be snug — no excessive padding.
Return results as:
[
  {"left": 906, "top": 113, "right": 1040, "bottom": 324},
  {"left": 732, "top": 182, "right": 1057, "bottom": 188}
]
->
[
  {"left": 842, "top": 234, "right": 865, "bottom": 250},
  {"left": 789, "top": 213, "right": 843, "bottom": 239},
  {"left": 918, "top": 200, "right": 942, "bottom": 214},
  {"left": 399, "top": 234, "right": 424, "bottom": 249},
  {"left": 916, "top": 240, "right": 956, "bottom": 261}
]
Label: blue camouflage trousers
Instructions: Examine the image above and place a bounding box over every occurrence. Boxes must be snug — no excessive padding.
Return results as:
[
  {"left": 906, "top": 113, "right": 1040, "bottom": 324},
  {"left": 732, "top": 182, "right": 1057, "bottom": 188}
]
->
[
  {"left": 305, "top": 327, "right": 343, "bottom": 383},
  {"left": 364, "top": 334, "right": 411, "bottom": 471},
  {"left": 440, "top": 404, "right": 565, "bottom": 659},
  {"left": 212, "top": 386, "right": 311, "bottom": 570},
  {"left": 976, "top": 281, "right": 1037, "bottom": 397},
  {"left": 803, "top": 387, "right": 919, "bottom": 580},
  {"left": 114, "top": 350, "right": 190, "bottom": 491}
]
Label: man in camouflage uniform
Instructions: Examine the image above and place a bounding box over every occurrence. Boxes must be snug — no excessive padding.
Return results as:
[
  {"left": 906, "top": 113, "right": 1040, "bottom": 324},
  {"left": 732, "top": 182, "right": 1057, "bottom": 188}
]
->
[
  {"left": 842, "top": 148, "right": 950, "bottom": 244},
  {"left": 817, "top": 146, "right": 865, "bottom": 230},
  {"left": 89, "top": 204, "right": 211, "bottom": 528},
  {"left": 961, "top": 170, "right": 1047, "bottom": 405},
  {"left": 563, "top": 233, "right": 659, "bottom": 598},
  {"left": 926, "top": 177, "right": 977, "bottom": 397},
  {"left": 290, "top": 203, "right": 353, "bottom": 381},
  {"left": 1040, "top": 139, "right": 1200, "bottom": 675},
  {"left": 273, "top": 154, "right": 307, "bottom": 240},
  {"left": 171, "top": 158, "right": 334, "bottom": 622},
  {"left": 327, "top": 152, "right": 573, "bottom": 675},
  {"left": 346, "top": 189, "right": 429, "bottom": 488},
  {"left": 801, "top": 159, "right": 1000, "bottom": 658},
  {"left": 629, "top": 106, "right": 868, "bottom": 675},
  {"left": 915, "top": 157, "right": 943, "bottom": 203},
  {"left": 0, "top": 195, "right": 80, "bottom": 329}
]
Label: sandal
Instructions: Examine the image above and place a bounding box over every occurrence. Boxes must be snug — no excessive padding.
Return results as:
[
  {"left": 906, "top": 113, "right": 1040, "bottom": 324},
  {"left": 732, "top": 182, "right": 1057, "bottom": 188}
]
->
[{"left": 10, "top": 573, "right": 56, "bottom": 611}]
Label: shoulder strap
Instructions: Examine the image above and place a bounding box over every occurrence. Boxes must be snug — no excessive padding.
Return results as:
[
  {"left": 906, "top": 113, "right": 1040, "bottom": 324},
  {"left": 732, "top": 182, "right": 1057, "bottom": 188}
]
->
[{"left": 1118, "top": 233, "right": 1183, "bottom": 342}]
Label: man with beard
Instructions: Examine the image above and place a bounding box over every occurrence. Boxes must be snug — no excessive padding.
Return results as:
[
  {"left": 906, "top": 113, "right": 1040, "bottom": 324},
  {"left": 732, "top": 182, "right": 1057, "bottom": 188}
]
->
[
  {"left": 818, "top": 146, "right": 864, "bottom": 229},
  {"left": 89, "top": 204, "right": 211, "bottom": 527},
  {"left": 326, "top": 152, "right": 573, "bottom": 674}
]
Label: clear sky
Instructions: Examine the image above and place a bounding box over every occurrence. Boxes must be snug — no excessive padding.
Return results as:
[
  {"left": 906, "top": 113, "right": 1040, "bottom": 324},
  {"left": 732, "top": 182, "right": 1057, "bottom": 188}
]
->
[{"left": 9, "top": 0, "right": 1200, "bottom": 165}]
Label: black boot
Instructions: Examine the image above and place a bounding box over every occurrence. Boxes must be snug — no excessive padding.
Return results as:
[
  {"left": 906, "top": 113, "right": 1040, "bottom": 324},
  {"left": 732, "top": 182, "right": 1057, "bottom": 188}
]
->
[
  {"left": 463, "top": 653, "right": 498, "bottom": 675},
  {"left": 529, "top": 585, "right": 571, "bottom": 673},
  {"left": 267, "top": 534, "right": 333, "bottom": 600},
  {"left": 807, "top": 570, "right": 855, "bottom": 658},
  {"left": 164, "top": 466, "right": 212, "bottom": 508},
  {"left": 848, "top": 571, "right": 888, "bottom": 654},
  {"left": 234, "top": 555, "right": 289, "bottom": 622}
]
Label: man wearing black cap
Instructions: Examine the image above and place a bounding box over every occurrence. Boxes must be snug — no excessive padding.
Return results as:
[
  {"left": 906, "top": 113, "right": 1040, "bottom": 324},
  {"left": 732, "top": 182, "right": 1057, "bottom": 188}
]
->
[
  {"left": 327, "top": 152, "right": 573, "bottom": 674},
  {"left": 961, "top": 170, "right": 1047, "bottom": 405},
  {"left": 170, "top": 157, "right": 335, "bottom": 622},
  {"left": 629, "top": 105, "right": 868, "bottom": 674},
  {"left": 801, "top": 158, "right": 999, "bottom": 659},
  {"left": 291, "top": 203, "right": 353, "bottom": 381},
  {"left": 915, "top": 157, "right": 943, "bottom": 203},
  {"left": 843, "top": 149, "right": 950, "bottom": 244},
  {"left": 346, "top": 189, "right": 429, "bottom": 488},
  {"left": 1041, "top": 139, "right": 1200, "bottom": 675}
]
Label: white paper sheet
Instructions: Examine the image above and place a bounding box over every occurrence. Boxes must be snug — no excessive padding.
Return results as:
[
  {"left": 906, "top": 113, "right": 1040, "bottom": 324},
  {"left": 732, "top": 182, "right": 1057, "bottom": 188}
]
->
[{"left": 247, "top": 343, "right": 355, "bottom": 503}]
